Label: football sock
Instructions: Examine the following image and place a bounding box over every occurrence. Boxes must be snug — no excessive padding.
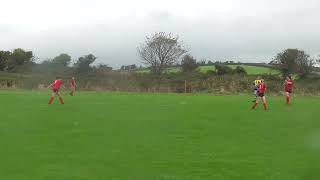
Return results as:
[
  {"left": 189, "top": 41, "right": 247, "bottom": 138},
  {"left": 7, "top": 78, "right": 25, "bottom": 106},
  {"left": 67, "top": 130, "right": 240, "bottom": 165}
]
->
[
  {"left": 263, "top": 103, "right": 267, "bottom": 111},
  {"left": 48, "top": 97, "right": 54, "bottom": 104},
  {"left": 252, "top": 103, "right": 258, "bottom": 109},
  {"left": 59, "top": 97, "right": 64, "bottom": 104}
]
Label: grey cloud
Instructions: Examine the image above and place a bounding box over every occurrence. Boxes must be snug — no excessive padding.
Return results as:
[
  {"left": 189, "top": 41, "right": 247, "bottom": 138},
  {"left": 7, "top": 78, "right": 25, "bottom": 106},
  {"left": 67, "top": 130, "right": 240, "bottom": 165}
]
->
[
  {"left": 1, "top": 0, "right": 320, "bottom": 68},
  {"left": 149, "top": 10, "right": 172, "bottom": 23}
]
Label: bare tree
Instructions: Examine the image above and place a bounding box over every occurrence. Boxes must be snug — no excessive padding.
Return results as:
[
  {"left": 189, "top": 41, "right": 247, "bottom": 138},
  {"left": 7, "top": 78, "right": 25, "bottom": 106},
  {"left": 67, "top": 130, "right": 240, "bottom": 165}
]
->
[{"left": 138, "top": 32, "right": 187, "bottom": 86}]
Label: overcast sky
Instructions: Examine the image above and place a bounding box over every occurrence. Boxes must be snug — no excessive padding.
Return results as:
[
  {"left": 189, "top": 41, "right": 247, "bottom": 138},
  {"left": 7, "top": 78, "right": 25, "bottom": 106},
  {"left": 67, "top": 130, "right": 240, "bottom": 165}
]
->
[{"left": 0, "top": 0, "right": 320, "bottom": 67}]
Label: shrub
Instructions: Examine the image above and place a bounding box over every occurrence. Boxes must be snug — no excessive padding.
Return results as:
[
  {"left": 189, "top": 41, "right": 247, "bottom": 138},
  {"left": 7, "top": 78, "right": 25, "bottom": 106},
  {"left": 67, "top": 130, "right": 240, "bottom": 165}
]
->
[
  {"left": 233, "top": 66, "right": 247, "bottom": 75},
  {"left": 215, "top": 64, "right": 233, "bottom": 75}
]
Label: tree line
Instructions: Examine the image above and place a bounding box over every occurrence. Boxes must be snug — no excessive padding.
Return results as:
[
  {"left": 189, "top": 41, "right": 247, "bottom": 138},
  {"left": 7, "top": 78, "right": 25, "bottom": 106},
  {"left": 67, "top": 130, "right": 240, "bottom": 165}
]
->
[
  {"left": 0, "top": 48, "right": 34, "bottom": 71},
  {"left": 0, "top": 49, "right": 114, "bottom": 75},
  {"left": 1, "top": 32, "right": 319, "bottom": 92},
  {"left": 1, "top": 32, "right": 318, "bottom": 78},
  {"left": 138, "top": 32, "right": 319, "bottom": 85}
]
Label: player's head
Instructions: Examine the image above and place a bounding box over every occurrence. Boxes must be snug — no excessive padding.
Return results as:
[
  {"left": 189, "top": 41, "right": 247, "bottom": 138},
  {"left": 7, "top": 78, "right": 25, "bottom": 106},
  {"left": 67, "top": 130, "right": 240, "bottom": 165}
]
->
[
  {"left": 286, "top": 75, "right": 291, "bottom": 80},
  {"left": 261, "top": 79, "right": 265, "bottom": 83},
  {"left": 72, "top": 77, "right": 75, "bottom": 80},
  {"left": 56, "top": 76, "right": 62, "bottom": 80},
  {"left": 257, "top": 76, "right": 261, "bottom": 80}
]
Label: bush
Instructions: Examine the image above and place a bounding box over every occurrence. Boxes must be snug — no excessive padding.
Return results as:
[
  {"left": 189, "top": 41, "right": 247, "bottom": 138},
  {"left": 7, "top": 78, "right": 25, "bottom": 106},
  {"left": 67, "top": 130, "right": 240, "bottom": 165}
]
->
[
  {"left": 233, "top": 66, "right": 247, "bottom": 75},
  {"left": 215, "top": 64, "right": 233, "bottom": 75},
  {"left": 181, "top": 55, "right": 199, "bottom": 73}
]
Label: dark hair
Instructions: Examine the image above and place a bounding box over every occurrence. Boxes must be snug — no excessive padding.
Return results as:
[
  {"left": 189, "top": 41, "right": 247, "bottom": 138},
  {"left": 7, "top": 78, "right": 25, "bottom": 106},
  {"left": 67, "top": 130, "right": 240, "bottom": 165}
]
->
[{"left": 288, "top": 75, "right": 292, "bottom": 80}]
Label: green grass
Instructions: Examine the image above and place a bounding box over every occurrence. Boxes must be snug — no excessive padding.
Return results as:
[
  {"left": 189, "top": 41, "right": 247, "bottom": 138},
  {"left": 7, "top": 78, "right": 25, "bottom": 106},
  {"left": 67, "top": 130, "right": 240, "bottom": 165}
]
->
[
  {"left": 227, "top": 65, "right": 278, "bottom": 75},
  {"left": 1, "top": 91, "right": 320, "bottom": 180},
  {"left": 198, "top": 65, "right": 278, "bottom": 75},
  {"left": 137, "top": 65, "right": 278, "bottom": 75}
]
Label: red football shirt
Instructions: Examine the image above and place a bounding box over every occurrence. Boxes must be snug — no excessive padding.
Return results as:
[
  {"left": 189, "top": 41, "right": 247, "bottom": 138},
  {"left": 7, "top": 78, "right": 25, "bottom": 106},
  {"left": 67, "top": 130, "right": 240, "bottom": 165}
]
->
[
  {"left": 70, "top": 79, "right": 75, "bottom": 87},
  {"left": 258, "top": 83, "right": 266, "bottom": 93},
  {"left": 285, "top": 80, "right": 293, "bottom": 91},
  {"left": 53, "top": 79, "right": 62, "bottom": 90}
]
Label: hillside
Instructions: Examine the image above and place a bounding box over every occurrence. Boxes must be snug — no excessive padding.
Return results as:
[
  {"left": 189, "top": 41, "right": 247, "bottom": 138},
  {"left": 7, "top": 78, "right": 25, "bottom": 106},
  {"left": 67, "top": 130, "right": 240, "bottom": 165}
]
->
[{"left": 138, "top": 65, "right": 278, "bottom": 75}]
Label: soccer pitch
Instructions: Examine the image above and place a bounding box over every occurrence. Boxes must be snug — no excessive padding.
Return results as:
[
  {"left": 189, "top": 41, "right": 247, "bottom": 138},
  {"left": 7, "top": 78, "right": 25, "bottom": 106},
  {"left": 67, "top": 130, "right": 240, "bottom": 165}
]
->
[{"left": 0, "top": 91, "right": 320, "bottom": 180}]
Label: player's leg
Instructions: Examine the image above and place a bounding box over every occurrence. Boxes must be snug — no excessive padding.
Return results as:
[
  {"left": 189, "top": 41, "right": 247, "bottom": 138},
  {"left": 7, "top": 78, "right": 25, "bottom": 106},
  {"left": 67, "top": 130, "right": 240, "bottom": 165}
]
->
[
  {"left": 285, "top": 91, "right": 289, "bottom": 104},
  {"left": 252, "top": 95, "right": 260, "bottom": 109},
  {"left": 48, "top": 91, "right": 55, "bottom": 104},
  {"left": 70, "top": 86, "right": 74, "bottom": 96},
  {"left": 57, "top": 92, "right": 64, "bottom": 104},
  {"left": 286, "top": 91, "right": 292, "bottom": 104},
  {"left": 72, "top": 87, "right": 75, "bottom": 96},
  {"left": 262, "top": 96, "right": 267, "bottom": 111},
  {"left": 289, "top": 92, "right": 292, "bottom": 103},
  {"left": 252, "top": 88, "right": 257, "bottom": 102}
]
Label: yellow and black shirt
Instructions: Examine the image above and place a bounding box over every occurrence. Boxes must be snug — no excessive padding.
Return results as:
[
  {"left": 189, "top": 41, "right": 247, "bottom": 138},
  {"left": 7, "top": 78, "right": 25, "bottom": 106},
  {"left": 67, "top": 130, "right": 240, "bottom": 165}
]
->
[{"left": 253, "top": 79, "right": 262, "bottom": 87}]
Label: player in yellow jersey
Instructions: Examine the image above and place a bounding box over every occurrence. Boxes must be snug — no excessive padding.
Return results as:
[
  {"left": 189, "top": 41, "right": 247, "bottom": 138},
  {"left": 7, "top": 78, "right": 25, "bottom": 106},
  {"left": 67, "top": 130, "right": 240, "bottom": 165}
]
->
[{"left": 252, "top": 76, "right": 262, "bottom": 102}]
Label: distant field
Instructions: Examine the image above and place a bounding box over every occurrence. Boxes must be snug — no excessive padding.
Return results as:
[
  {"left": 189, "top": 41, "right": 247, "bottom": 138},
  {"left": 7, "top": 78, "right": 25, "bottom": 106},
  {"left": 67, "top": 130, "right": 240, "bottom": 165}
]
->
[
  {"left": 1, "top": 91, "right": 320, "bottom": 180},
  {"left": 192, "top": 65, "right": 278, "bottom": 75},
  {"left": 138, "top": 65, "right": 278, "bottom": 75}
]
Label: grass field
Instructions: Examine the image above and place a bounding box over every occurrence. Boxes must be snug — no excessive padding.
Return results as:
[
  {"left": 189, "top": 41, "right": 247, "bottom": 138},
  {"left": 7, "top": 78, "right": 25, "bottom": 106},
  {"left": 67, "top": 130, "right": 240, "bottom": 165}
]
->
[
  {"left": 138, "top": 65, "right": 278, "bottom": 75},
  {"left": 1, "top": 91, "right": 320, "bottom": 180}
]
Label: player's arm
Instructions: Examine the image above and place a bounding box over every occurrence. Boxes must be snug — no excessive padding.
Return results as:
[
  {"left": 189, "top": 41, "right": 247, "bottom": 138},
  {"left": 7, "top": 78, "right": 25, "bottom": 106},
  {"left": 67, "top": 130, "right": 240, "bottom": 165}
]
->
[
  {"left": 47, "top": 83, "right": 53, "bottom": 89},
  {"left": 283, "top": 80, "right": 288, "bottom": 86},
  {"left": 252, "top": 81, "right": 257, "bottom": 88}
]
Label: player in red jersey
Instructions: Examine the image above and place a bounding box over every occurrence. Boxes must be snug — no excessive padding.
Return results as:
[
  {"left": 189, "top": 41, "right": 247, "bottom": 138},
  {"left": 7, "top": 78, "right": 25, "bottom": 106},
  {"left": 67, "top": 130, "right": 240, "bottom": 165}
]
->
[
  {"left": 252, "top": 79, "right": 267, "bottom": 111},
  {"left": 69, "top": 77, "right": 76, "bottom": 96},
  {"left": 284, "top": 75, "right": 294, "bottom": 105},
  {"left": 47, "top": 77, "right": 65, "bottom": 104}
]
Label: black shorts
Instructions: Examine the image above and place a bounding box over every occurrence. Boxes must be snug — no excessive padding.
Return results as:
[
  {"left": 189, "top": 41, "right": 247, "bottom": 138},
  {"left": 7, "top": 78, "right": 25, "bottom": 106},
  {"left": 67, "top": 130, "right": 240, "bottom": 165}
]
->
[{"left": 258, "top": 93, "right": 265, "bottom": 97}]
